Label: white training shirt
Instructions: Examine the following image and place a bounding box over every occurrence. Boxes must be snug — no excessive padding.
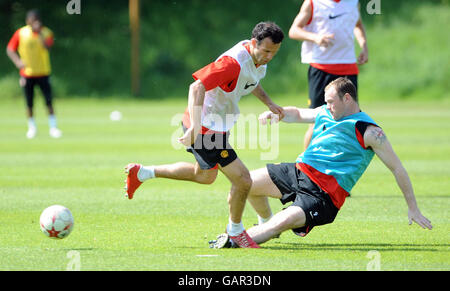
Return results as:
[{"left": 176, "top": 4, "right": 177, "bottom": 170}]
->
[
  {"left": 201, "top": 40, "right": 267, "bottom": 132},
  {"left": 301, "top": 0, "right": 360, "bottom": 64}
]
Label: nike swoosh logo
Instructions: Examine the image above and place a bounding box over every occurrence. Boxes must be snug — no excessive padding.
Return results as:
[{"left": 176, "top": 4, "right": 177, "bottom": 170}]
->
[
  {"left": 328, "top": 13, "right": 346, "bottom": 19},
  {"left": 244, "top": 82, "right": 257, "bottom": 90}
]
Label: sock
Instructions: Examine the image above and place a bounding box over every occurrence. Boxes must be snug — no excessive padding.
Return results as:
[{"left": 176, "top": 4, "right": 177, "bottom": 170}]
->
[
  {"left": 48, "top": 114, "right": 57, "bottom": 129},
  {"left": 257, "top": 214, "right": 273, "bottom": 225},
  {"left": 137, "top": 165, "right": 155, "bottom": 182},
  {"left": 227, "top": 218, "right": 245, "bottom": 236},
  {"left": 28, "top": 117, "right": 36, "bottom": 129}
]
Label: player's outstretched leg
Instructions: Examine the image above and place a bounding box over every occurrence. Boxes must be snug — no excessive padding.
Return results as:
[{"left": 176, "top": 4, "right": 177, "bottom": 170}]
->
[
  {"left": 124, "top": 162, "right": 218, "bottom": 199},
  {"left": 208, "top": 232, "right": 261, "bottom": 249}
]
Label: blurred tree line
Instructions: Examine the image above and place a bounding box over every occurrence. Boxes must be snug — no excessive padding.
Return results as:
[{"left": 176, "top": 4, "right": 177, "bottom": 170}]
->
[{"left": 0, "top": 0, "right": 448, "bottom": 101}]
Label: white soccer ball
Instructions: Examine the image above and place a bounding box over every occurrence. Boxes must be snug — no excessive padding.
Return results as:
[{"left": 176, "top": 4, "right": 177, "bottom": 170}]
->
[
  {"left": 110, "top": 110, "right": 122, "bottom": 121},
  {"left": 39, "top": 205, "right": 74, "bottom": 239}
]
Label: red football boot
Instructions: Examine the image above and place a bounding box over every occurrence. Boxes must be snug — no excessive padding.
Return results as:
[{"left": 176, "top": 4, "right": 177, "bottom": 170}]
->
[
  {"left": 124, "top": 163, "right": 142, "bottom": 199},
  {"left": 229, "top": 230, "right": 260, "bottom": 248}
]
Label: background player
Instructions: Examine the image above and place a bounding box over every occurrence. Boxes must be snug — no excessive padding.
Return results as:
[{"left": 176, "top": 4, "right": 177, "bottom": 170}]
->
[
  {"left": 6, "top": 9, "right": 62, "bottom": 139},
  {"left": 288, "top": 0, "right": 368, "bottom": 149}
]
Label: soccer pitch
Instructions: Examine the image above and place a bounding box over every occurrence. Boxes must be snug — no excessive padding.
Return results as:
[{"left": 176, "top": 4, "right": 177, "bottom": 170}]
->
[{"left": 0, "top": 96, "right": 449, "bottom": 271}]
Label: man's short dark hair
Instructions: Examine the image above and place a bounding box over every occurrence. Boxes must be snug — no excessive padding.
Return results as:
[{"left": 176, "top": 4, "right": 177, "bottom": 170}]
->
[
  {"left": 26, "top": 9, "right": 41, "bottom": 21},
  {"left": 251, "top": 22, "right": 284, "bottom": 44},
  {"left": 326, "top": 77, "right": 358, "bottom": 102}
]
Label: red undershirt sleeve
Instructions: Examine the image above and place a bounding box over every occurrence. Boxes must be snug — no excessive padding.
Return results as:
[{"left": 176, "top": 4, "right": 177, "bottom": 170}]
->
[
  {"left": 192, "top": 56, "right": 241, "bottom": 92},
  {"left": 7, "top": 29, "right": 20, "bottom": 51}
]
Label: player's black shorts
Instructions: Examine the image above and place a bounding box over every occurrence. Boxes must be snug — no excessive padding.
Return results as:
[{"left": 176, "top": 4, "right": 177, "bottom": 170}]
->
[
  {"left": 22, "top": 76, "right": 53, "bottom": 108},
  {"left": 182, "top": 123, "right": 237, "bottom": 170},
  {"left": 308, "top": 66, "right": 358, "bottom": 108},
  {"left": 267, "top": 162, "right": 339, "bottom": 236}
]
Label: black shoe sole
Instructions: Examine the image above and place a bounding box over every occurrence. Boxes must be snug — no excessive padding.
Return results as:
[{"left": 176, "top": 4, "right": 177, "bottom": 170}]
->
[{"left": 209, "top": 233, "right": 236, "bottom": 249}]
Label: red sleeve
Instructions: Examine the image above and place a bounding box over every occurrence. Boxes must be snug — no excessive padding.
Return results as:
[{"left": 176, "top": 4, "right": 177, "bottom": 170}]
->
[
  {"left": 45, "top": 35, "right": 54, "bottom": 48},
  {"left": 355, "top": 121, "right": 379, "bottom": 149},
  {"left": 192, "top": 56, "right": 241, "bottom": 92},
  {"left": 7, "top": 29, "right": 20, "bottom": 51}
]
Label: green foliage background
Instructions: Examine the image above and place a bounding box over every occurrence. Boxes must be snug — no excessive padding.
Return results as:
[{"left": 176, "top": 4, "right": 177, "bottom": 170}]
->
[{"left": 0, "top": 0, "right": 448, "bottom": 101}]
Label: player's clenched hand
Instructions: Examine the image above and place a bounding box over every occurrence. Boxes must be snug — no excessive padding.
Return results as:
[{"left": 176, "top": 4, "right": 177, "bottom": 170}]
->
[
  {"left": 408, "top": 208, "right": 432, "bottom": 230},
  {"left": 315, "top": 33, "right": 334, "bottom": 48},
  {"left": 268, "top": 103, "right": 285, "bottom": 120},
  {"left": 357, "top": 47, "right": 369, "bottom": 65},
  {"left": 178, "top": 127, "right": 198, "bottom": 147},
  {"left": 19, "top": 76, "right": 26, "bottom": 87}
]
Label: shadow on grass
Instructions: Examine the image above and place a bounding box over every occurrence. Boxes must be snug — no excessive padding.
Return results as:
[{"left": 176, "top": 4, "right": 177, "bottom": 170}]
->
[
  {"left": 61, "top": 248, "right": 96, "bottom": 251},
  {"left": 264, "top": 242, "right": 450, "bottom": 252}
]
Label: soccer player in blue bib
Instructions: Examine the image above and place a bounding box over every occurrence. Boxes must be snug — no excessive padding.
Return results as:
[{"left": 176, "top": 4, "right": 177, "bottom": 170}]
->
[{"left": 210, "top": 77, "right": 432, "bottom": 248}]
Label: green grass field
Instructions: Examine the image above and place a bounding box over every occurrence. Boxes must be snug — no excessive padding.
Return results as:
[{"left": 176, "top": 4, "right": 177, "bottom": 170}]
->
[{"left": 0, "top": 95, "right": 449, "bottom": 271}]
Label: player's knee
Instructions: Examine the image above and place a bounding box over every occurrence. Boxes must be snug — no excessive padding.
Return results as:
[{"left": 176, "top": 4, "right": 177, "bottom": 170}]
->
[
  {"left": 195, "top": 171, "right": 217, "bottom": 185},
  {"left": 234, "top": 172, "right": 252, "bottom": 192},
  {"left": 272, "top": 208, "right": 305, "bottom": 232}
]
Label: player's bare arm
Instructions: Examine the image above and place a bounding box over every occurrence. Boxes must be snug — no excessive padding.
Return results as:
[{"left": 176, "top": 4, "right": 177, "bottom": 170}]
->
[
  {"left": 6, "top": 48, "right": 25, "bottom": 70},
  {"left": 251, "top": 84, "right": 285, "bottom": 119},
  {"left": 259, "top": 106, "right": 319, "bottom": 125},
  {"left": 364, "top": 125, "right": 432, "bottom": 230},
  {"left": 354, "top": 4, "right": 368, "bottom": 65},
  {"left": 288, "top": 0, "right": 334, "bottom": 47},
  {"left": 178, "top": 79, "right": 205, "bottom": 146}
]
